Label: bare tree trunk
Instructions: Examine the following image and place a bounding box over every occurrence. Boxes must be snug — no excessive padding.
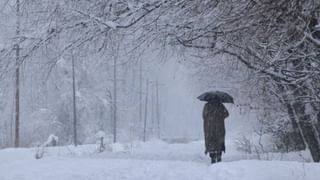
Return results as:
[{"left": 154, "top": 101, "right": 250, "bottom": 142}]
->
[
  {"left": 143, "top": 80, "right": 149, "bottom": 142},
  {"left": 285, "top": 102, "right": 306, "bottom": 150},
  {"left": 292, "top": 101, "right": 320, "bottom": 162},
  {"left": 276, "top": 84, "right": 306, "bottom": 151},
  {"left": 72, "top": 54, "right": 77, "bottom": 146},
  {"left": 14, "top": 0, "right": 21, "bottom": 148},
  {"left": 276, "top": 82, "right": 320, "bottom": 161},
  {"left": 287, "top": 84, "right": 320, "bottom": 162},
  {"left": 317, "top": 111, "right": 320, "bottom": 141}
]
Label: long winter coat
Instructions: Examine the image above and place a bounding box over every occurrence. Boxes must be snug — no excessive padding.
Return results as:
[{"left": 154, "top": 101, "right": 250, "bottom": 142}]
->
[{"left": 203, "top": 102, "right": 229, "bottom": 154}]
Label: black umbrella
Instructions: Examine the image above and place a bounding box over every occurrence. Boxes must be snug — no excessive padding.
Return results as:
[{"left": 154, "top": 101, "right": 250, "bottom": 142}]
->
[{"left": 197, "top": 91, "right": 234, "bottom": 103}]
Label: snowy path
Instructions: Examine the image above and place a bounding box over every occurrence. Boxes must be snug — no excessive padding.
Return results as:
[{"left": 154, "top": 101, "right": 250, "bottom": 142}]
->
[
  {"left": 0, "top": 141, "right": 319, "bottom": 180},
  {"left": 1, "top": 156, "right": 318, "bottom": 180}
]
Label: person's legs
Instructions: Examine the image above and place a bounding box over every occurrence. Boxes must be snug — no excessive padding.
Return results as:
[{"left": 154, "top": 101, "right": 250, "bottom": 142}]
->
[
  {"left": 209, "top": 153, "right": 216, "bottom": 164},
  {"left": 216, "top": 151, "right": 222, "bottom": 162}
]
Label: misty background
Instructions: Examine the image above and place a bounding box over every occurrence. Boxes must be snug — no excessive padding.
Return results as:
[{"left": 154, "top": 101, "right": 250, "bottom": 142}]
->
[{"left": 1, "top": 0, "right": 319, "bottom": 164}]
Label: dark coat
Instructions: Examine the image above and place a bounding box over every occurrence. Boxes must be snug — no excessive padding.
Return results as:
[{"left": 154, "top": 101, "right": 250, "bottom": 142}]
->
[{"left": 203, "top": 101, "right": 229, "bottom": 154}]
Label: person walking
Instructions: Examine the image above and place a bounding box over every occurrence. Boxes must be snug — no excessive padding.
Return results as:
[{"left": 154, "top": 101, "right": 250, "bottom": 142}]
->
[{"left": 203, "top": 99, "right": 229, "bottom": 164}]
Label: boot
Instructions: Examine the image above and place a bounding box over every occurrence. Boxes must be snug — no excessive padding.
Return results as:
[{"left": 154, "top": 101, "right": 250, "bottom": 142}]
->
[
  {"left": 216, "top": 152, "right": 222, "bottom": 162},
  {"left": 211, "top": 158, "right": 216, "bottom": 164},
  {"left": 210, "top": 153, "right": 216, "bottom": 164}
]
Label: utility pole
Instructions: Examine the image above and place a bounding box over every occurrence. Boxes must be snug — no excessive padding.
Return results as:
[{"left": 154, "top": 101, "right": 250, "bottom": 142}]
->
[
  {"left": 143, "top": 80, "right": 149, "bottom": 142},
  {"left": 72, "top": 54, "right": 78, "bottom": 146},
  {"left": 151, "top": 82, "right": 155, "bottom": 136},
  {"left": 14, "top": 0, "right": 21, "bottom": 148},
  {"left": 156, "top": 80, "right": 161, "bottom": 139},
  {"left": 113, "top": 51, "right": 117, "bottom": 143},
  {"left": 139, "top": 59, "right": 143, "bottom": 128}
]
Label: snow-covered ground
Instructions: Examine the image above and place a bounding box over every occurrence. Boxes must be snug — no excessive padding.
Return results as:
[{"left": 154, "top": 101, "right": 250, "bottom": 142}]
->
[{"left": 0, "top": 140, "right": 319, "bottom": 180}]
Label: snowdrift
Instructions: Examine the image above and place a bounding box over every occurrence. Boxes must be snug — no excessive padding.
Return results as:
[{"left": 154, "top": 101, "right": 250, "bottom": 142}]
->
[{"left": 0, "top": 140, "right": 319, "bottom": 180}]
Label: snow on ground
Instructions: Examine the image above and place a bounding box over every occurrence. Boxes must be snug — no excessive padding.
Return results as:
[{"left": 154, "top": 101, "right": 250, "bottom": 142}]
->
[{"left": 0, "top": 140, "right": 319, "bottom": 180}]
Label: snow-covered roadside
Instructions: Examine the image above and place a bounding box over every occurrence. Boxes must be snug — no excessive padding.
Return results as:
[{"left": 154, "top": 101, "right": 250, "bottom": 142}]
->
[
  {"left": 0, "top": 140, "right": 310, "bottom": 163},
  {"left": 1, "top": 157, "right": 318, "bottom": 180},
  {"left": 0, "top": 140, "right": 319, "bottom": 180}
]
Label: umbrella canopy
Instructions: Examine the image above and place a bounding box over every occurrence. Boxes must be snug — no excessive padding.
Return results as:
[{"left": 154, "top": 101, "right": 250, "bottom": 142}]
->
[{"left": 197, "top": 91, "right": 234, "bottom": 104}]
